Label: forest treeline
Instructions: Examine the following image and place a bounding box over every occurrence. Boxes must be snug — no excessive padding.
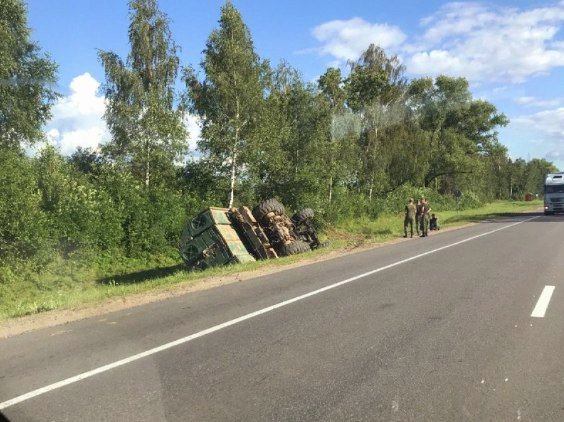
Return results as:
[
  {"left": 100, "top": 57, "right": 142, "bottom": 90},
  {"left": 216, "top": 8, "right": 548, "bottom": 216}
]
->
[{"left": 0, "top": 0, "right": 558, "bottom": 276}]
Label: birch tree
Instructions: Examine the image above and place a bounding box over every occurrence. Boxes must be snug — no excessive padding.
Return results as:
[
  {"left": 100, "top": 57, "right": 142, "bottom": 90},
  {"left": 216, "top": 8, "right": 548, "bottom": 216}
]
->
[
  {"left": 184, "top": 1, "right": 264, "bottom": 207},
  {"left": 0, "top": 0, "right": 58, "bottom": 149},
  {"left": 99, "top": 0, "right": 187, "bottom": 188},
  {"left": 345, "top": 44, "right": 407, "bottom": 198}
]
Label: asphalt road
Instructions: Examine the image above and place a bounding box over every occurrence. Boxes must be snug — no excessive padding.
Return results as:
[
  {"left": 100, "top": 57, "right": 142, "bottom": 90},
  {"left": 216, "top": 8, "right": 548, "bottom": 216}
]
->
[{"left": 1, "top": 213, "right": 563, "bottom": 421}]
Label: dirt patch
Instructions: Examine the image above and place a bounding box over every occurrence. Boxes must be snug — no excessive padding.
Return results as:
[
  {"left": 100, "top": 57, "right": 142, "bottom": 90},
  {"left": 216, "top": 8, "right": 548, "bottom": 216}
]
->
[{"left": 0, "top": 221, "right": 477, "bottom": 338}]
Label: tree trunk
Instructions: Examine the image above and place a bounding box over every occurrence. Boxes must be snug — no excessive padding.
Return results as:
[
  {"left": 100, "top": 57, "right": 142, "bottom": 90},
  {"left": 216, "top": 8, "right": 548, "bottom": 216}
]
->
[
  {"left": 228, "top": 99, "right": 240, "bottom": 208},
  {"left": 145, "top": 140, "right": 150, "bottom": 188},
  {"left": 328, "top": 175, "right": 333, "bottom": 203},
  {"left": 228, "top": 148, "right": 236, "bottom": 208}
]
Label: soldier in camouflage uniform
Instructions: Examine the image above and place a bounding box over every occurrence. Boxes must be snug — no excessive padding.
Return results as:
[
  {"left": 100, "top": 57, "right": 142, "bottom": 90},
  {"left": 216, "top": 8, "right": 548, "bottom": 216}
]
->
[
  {"left": 403, "top": 198, "right": 417, "bottom": 238},
  {"left": 420, "top": 199, "right": 431, "bottom": 237},
  {"left": 415, "top": 199, "right": 423, "bottom": 236}
]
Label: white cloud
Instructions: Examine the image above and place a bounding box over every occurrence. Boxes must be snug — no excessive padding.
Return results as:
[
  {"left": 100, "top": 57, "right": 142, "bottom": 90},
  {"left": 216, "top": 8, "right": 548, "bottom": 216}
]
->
[
  {"left": 409, "top": 49, "right": 467, "bottom": 76},
  {"left": 46, "top": 72, "right": 108, "bottom": 155},
  {"left": 408, "top": 2, "right": 564, "bottom": 83},
  {"left": 514, "top": 107, "right": 564, "bottom": 165},
  {"left": 47, "top": 73, "right": 199, "bottom": 157},
  {"left": 546, "top": 150, "right": 562, "bottom": 161},
  {"left": 420, "top": 3, "right": 496, "bottom": 43},
  {"left": 514, "top": 96, "right": 562, "bottom": 107},
  {"left": 311, "top": 17, "right": 406, "bottom": 62},
  {"left": 310, "top": 2, "right": 564, "bottom": 83},
  {"left": 514, "top": 107, "right": 564, "bottom": 137},
  {"left": 184, "top": 114, "right": 201, "bottom": 152},
  {"left": 56, "top": 127, "right": 107, "bottom": 153},
  {"left": 45, "top": 128, "right": 60, "bottom": 143},
  {"left": 515, "top": 96, "right": 537, "bottom": 105}
]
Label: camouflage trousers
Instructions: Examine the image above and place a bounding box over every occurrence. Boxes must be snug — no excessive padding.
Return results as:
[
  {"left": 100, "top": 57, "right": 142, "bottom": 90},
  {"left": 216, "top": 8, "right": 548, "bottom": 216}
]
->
[
  {"left": 420, "top": 214, "right": 429, "bottom": 236},
  {"left": 404, "top": 216, "right": 415, "bottom": 237}
]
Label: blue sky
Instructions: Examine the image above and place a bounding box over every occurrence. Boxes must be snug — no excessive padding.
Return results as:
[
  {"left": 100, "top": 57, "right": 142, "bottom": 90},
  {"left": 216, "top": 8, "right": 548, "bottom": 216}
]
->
[{"left": 26, "top": 0, "right": 564, "bottom": 170}]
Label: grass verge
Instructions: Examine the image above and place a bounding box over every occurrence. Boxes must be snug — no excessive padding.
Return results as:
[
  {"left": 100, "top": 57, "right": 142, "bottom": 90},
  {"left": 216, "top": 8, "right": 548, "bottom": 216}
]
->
[
  {"left": 0, "top": 200, "right": 542, "bottom": 321},
  {"left": 329, "top": 200, "right": 542, "bottom": 245}
]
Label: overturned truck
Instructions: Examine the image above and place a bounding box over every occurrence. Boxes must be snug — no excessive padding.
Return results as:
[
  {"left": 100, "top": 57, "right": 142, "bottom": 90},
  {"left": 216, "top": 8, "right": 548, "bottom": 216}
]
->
[{"left": 180, "top": 199, "right": 322, "bottom": 270}]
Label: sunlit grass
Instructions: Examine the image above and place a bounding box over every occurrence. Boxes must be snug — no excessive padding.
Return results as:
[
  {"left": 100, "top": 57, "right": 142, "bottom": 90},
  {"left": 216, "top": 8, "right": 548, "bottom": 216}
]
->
[{"left": 328, "top": 200, "right": 542, "bottom": 245}]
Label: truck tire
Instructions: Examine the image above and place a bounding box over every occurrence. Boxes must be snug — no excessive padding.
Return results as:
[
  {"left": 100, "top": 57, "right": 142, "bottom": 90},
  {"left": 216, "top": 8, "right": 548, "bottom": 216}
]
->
[
  {"left": 253, "top": 198, "right": 285, "bottom": 220},
  {"left": 279, "top": 240, "right": 311, "bottom": 256},
  {"left": 292, "top": 208, "right": 314, "bottom": 225}
]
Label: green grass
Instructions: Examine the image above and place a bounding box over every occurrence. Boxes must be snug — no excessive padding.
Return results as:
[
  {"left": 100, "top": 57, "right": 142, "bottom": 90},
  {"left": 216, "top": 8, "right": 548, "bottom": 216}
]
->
[
  {"left": 329, "top": 200, "right": 542, "bottom": 245},
  {"left": 0, "top": 244, "right": 338, "bottom": 321},
  {"left": 0, "top": 200, "right": 542, "bottom": 321}
]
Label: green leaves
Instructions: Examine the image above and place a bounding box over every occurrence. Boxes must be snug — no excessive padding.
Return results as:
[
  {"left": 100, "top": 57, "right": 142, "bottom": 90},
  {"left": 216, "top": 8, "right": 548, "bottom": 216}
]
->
[
  {"left": 318, "top": 67, "right": 346, "bottom": 112},
  {"left": 0, "top": 0, "right": 59, "bottom": 148},
  {"left": 99, "top": 0, "right": 188, "bottom": 188},
  {"left": 0, "top": 148, "right": 49, "bottom": 263},
  {"left": 345, "top": 44, "right": 407, "bottom": 111},
  {"left": 184, "top": 2, "right": 265, "bottom": 207},
  {"left": 404, "top": 75, "right": 509, "bottom": 192},
  {"left": 0, "top": 2, "right": 557, "bottom": 283}
]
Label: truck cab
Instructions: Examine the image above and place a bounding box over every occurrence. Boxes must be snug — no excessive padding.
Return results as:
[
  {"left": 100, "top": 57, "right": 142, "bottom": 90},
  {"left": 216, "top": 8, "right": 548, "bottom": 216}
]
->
[{"left": 544, "top": 173, "right": 564, "bottom": 215}]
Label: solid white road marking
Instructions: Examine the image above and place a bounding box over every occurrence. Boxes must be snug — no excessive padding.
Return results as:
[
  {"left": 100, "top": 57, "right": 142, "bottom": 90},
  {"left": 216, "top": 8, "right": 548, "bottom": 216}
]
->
[
  {"left": 0, "top": 216, "right": 540, "bottom": 411},
  {"left": 531, "top": 285, "right": 555, "bottom": 318}
]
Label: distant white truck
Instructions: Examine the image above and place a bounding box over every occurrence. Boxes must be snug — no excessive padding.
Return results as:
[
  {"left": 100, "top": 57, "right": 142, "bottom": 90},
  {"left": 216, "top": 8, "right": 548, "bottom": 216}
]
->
[{"left": 544, "top": 173, "right": 564, "bottom": 215}]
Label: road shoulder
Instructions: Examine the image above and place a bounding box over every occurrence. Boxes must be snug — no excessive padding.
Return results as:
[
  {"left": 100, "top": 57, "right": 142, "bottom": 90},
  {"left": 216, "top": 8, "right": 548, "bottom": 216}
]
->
[{"left": 0, "top": 217, "right": 508, "bottom": 338}]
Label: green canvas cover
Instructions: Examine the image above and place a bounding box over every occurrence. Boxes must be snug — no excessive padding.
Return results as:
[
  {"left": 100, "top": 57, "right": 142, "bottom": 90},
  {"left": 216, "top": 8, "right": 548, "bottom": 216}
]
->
[{"left": 180, "top": 208, "right": 255, "bottom": 269}]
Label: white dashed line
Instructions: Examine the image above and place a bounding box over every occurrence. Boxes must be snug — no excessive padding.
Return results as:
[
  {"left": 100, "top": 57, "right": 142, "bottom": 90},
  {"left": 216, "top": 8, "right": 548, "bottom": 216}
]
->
[{"left": 531, "top": 285, "right": 555, "bottom": 318}]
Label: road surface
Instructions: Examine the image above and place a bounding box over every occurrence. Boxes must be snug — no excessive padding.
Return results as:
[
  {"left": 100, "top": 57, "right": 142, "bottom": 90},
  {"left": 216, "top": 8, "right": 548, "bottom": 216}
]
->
[{"left": 1, "top": 213, "right": 563, "bottom": 421}]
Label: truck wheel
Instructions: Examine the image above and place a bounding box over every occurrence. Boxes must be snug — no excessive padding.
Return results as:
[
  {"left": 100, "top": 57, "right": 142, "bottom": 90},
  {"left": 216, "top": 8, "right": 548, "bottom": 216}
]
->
[
  {"left": 292, "top": 208, "right": 314, "bottom": 225},
  {"left": 253, "top": 198, "right": 285, "bottom": 220},
  {"left": 279, "top": 240, "right": 311, "bottom": 256}
]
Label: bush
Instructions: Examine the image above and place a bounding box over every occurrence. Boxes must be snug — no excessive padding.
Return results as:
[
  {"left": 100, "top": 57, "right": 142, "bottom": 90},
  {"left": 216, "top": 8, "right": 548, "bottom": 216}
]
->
[
  {"left": 457, "top": 190, "right": 482, "bottom": 209},
  {"left": 383, "top": 184, "right": 485, "bottom": 213},
  {"left": 0, "top": 148, "right": 52, "bottom": 266}
]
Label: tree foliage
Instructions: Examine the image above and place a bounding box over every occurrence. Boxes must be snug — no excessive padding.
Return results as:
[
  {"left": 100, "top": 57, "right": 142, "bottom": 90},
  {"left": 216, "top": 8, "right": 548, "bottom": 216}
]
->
[
  {"left": 0, "top": 1, "right": 558, "bottom": 279},
  {"left": 98, "top": 0, "right": 187, "bottom": 188},
  {"left": 184, "top": 1, "right": 265, "bottom": 207},
  {"left": 0, "top": 148, "right": 49, "bottom": 263},
  {"left": 0, "top": 0, "right": 59, "bottom": 148}
]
